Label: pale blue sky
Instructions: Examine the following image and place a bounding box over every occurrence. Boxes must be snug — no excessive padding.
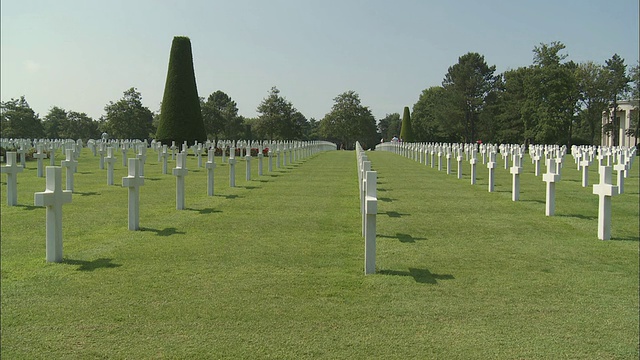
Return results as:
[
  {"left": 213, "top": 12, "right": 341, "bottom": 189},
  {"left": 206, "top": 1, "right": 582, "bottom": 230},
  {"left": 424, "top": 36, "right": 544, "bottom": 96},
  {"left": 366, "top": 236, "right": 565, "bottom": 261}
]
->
[{"left": 1, "top": 0, "right": 638, "bottom": 122}]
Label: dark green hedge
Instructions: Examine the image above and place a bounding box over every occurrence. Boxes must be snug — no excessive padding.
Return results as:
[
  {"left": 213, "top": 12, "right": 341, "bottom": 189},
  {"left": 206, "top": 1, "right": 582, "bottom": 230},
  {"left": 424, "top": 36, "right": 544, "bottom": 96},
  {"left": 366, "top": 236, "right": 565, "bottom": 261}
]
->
[
  {"left": 155, "top": 36, "right": 206, "bottom": 145},
  {"left": 400, "top": 106, "right": 414, "bottom": 142}
]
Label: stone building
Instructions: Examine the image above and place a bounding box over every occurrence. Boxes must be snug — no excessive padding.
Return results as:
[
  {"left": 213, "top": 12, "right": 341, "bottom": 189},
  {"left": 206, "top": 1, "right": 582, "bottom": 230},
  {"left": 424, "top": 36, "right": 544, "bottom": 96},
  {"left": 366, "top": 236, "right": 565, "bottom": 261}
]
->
[{"left": 601, "top": 99, "right": 638, "bottom": 147}]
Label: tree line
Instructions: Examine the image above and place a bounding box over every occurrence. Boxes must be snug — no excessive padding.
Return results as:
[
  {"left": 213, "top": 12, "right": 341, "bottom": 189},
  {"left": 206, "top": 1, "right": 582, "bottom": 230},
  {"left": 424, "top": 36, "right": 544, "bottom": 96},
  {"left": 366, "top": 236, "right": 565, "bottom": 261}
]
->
[
  {"left": 381, "top": 42, "right": 639, "bottom": 147},
  {"left": 2, "top": 41, "right": 638, "bottom": 149}
]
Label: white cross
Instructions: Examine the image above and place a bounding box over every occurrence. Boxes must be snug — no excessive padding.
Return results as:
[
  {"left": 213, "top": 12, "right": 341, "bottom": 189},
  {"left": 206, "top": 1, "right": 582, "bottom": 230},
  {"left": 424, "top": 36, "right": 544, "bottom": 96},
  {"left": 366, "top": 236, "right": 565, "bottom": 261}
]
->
[
  {"left": 1, "top": 152, "right": 24, "bottom": 206},
  {"left": 17, "top": 145, "right": 27, "bottom": 168},
  {"left": 364, "top": 170, "right": 377, "bottom": 275},
  {"left": 34, "top": 166, "right": 72, "bottom": 262},
  {"left": 580, "top": 158, "right": 591, "bottom": 187},
  {"left": 170, "top": 141, "right": 177, "bottom": 160},
  {"left": 206, "top": 149, "right": 217, "bottom": 196},
  {"left": 105, "top": 147, "right": 118, "bottom": 185},
  {"left": 33, "top": 145, "right": 48, "bottom": 178},
  {"left": 510, "top": 153, "right": 523, "bottom": 201},
  {"left": 229, "top": 147, "right": 237, "bottom": 187},
  {"left": 592, "top": 166, "right": 618, "bottom": 240},
  {"left": 613, "top": 160, "right": 627, "bottom": 195},
  {"left": 542, "top": 158, "right": 560, "bottom": 216},
  {"left": 487, "top": 151, "right": 497, "bottom": 193},
  {"left": 121, "top": 146, "right": 128, "bottom": 167},
  {"left": 172, "top": 152, "right": 188, "bottom": 210},
  {"left": 122, "top": 158, "right": 144, "bottom": 230},
  {"left": 48, "top": 143, "right": 57, "bottom": 166},
  {"left": 98, "top": 143, "right": 107, "bottom": 170},
  {"left": 136, "top": 145, "right": 147, "bottom": 177},
  {"left": 469, "top": 150, "right": 478, "bottom": 184},
  {"left": 60, "top": 149, "right": 78, "bottom": 191}
]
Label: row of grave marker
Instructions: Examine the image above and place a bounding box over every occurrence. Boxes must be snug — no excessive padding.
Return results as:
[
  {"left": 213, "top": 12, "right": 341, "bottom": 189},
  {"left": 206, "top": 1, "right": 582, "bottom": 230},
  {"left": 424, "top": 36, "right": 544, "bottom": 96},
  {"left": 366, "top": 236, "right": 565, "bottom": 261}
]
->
[
  {"left": 375, "top": 141, "right": 637, "bottom": 241},
  {"left": 2, "top": 139, "right": 337, "bottom": 262},
  {"left": 356, "top": 142, "right": 377, "bottom": 275}
]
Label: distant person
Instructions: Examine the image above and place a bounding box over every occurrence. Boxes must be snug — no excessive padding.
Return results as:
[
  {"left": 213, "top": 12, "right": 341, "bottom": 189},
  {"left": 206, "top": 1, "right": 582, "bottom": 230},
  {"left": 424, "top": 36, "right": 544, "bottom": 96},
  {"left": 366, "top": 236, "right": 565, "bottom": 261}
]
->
[{"left": 391, "top": 135, "right": 399, "bottom": 142}]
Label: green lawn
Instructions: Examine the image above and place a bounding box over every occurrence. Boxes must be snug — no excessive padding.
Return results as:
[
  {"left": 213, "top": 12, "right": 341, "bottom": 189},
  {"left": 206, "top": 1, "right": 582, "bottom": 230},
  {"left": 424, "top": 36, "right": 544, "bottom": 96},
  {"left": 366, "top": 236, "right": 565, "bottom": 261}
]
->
[{"left": 1, "top": 148, "right": 638, "bottom": 359}]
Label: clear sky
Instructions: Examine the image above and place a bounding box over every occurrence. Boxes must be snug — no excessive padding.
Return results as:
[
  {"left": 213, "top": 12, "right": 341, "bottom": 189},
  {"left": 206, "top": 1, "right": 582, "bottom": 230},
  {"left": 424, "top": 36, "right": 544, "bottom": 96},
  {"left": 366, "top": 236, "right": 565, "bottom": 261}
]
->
[{"left": 1, "top": 0, "right": 638, "bottom": 122}]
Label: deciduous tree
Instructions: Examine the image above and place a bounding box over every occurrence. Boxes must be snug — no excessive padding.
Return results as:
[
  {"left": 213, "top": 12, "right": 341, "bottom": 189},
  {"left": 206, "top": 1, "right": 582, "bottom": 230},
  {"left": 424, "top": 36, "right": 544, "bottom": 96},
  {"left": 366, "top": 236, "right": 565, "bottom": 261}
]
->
[
  {"left": 0, "top": 96, "right": 43, "bottom": 139},
  {"left": 320, "top": 90, "right": 377, "bottom": 149},
  {"left": 103, "top": 88, "right": 154, "bottom": 140}
]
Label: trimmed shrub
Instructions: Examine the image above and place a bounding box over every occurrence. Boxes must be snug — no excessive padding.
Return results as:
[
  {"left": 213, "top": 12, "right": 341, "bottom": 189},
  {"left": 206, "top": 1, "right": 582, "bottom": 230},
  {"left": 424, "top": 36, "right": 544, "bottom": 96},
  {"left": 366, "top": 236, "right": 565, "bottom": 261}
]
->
[
  {"left": 155, "top": 36, "right": 206, "bottom": 145},
  {"left": 400, "top": 106, "right": 414, "bottom": 142}
]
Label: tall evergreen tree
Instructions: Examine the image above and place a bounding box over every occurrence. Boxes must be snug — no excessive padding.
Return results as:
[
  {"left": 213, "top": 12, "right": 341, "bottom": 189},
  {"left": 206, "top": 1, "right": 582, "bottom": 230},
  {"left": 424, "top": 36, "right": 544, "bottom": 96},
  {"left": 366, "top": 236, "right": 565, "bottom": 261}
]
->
[
  {"left": 201, "top": 90, "right": 238, "bottom": 143},
  {"left": 604, "top": 54, "right": 630, "bottom": 146},
  {"left": 156, "top": 36, "right": 206, "bottom": 145},
  {"left": 399, "top": 106, "right": 414, "bottom": 142},
  {"left": 256, "top": 87, "right": 300, "bottom": 141}
]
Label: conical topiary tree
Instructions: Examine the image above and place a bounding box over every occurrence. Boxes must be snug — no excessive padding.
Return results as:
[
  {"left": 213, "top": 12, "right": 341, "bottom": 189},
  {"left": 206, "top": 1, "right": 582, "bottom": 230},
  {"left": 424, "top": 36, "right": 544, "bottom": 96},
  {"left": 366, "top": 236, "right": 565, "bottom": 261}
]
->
[
  {"left": 399, "top": 106, "right": 414, "bottom": 142},
  {"left": 156, "top": 36, "right": 206, "bottom": 145}
]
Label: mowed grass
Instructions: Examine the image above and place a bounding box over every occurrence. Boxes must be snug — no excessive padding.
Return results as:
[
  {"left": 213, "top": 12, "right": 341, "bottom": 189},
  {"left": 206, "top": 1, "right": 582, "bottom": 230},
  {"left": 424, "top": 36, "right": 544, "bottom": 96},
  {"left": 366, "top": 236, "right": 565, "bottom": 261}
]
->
[{"left": 1, "top": 147, "right": 638, "bottom": 359}]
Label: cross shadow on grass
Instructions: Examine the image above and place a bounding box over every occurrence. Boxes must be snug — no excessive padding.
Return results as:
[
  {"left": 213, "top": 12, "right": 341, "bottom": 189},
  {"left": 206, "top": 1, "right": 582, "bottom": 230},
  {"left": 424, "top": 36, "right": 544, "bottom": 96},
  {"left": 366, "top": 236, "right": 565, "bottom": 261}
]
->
[
  {"left": 378, "top": 268, "right": 455, "bottom": 284},
  {"left": 556, "top": 213, "right": 597, "bottom": 220},
  {"left": 381, "top": 211, "right": 410, "bottom": 218},
  {"left": 62, "top": 258, "right": 121, "bottom": 271},
  {"left": 378, "top": 197, "right": 395, "bottom": 202},
  {"left": 185, "top": 207, "right": 222, "bottom": 215},
  {"left": 610, "top": 236, "right": 640, "bottom": 242},
  {"left": 16, "top": 204, "right": 39, "bottom": 210},
  {"left": 521, "top": 199, "right": 545, "bottom": 204},
  {"left": 379, "top": 233, "right": 427, "bottom": 243},
  {"left": 140, "top": 227, "right": 186, "bottom": 236},
  {"left": 216, "top": 194, "right": 241, "bottom": 199},
  {"left": 74, "top": 191, "right": 100, "bottom": 197}
]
